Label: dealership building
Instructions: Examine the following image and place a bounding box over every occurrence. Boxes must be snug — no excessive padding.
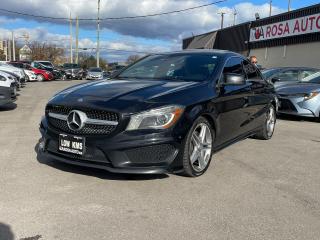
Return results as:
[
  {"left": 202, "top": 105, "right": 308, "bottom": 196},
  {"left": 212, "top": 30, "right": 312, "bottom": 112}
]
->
[{"left": 183, "top": 3, "right": 320, "bottom": 69}]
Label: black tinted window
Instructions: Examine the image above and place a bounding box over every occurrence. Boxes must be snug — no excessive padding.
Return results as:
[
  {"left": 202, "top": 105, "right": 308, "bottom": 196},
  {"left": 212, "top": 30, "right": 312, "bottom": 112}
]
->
[
  {"left": 223, "top": 57, "right": 243, "bottom": 75},
  {"left": 243, "top": 60, "right": 263, "bottom": 80}
]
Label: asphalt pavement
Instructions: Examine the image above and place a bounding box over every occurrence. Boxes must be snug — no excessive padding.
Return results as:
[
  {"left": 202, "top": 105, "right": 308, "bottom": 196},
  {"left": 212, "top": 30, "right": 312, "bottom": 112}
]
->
[{"left": 0, "top": 80, "right": 320, "bottom": 240}]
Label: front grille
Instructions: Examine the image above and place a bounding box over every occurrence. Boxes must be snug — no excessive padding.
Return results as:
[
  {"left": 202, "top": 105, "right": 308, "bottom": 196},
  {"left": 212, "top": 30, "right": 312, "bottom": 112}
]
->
[
  {"left": 279, "top": 99, "right": 297, "bottom": 111},
  {"left": 46, "top": 105, "right": 119, "bottom": 135}
]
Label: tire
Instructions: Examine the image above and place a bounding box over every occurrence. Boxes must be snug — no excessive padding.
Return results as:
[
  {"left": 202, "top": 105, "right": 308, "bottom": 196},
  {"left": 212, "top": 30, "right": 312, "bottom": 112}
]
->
[
  {"left": 179, "top": 117, "right": 215, "bottom": 177},
  {"left": 253, "top": 104, "right": 276, "bottom": 140},
  {"left": 37, "top": 74, "right": 45, "bottom": 82}
]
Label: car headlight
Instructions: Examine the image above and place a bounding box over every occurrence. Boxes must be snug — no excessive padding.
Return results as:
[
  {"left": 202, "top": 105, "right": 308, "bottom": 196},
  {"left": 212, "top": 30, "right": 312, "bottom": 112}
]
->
[
  {"left": 46, "top": 71, "right": 51, "bottom": 75},
  {"left": 304, "top": 92, "right": 319, "bottom": 101},
  {"left": 126, "top": 105, "right": 184, "bottom": 131}
]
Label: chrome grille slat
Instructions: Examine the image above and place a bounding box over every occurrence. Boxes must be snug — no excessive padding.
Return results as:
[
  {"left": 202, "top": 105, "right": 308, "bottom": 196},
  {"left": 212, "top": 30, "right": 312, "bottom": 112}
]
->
[{"left": 46, "top": 105, "right": 119, "bottom": 135}]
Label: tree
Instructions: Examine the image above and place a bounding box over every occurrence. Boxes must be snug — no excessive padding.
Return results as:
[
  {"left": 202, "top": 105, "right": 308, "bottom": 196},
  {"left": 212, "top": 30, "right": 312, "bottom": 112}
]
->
[
  {"left": 28, "top": 41, "right": 65, "bottom": 65},
  {"left": 126, "top": 55, "right": 141, "bottom": 64},
  {"left": 79, "top": 53, "right": 108, "bottom": 70}
]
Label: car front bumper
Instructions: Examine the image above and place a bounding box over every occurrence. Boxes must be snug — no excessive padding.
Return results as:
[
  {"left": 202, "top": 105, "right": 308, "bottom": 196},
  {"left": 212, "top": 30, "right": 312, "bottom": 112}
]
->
[
  {"left": 39, "top": 117, "right": 181, "bottom": 174},
  {"left": 86, "top": 75, "right": 103, "bottom": 80},
  {"left": 278, "top": 96, "right": 320, "bottom": 117},
  {"left": 0, "top": 85, "right": 17, "bottom": 106}
]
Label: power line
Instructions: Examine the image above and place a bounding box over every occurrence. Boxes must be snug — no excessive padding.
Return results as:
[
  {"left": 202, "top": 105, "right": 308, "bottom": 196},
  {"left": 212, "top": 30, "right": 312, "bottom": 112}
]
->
[{"left": 0, "top": 0, "right": 226, "bottom": 21}]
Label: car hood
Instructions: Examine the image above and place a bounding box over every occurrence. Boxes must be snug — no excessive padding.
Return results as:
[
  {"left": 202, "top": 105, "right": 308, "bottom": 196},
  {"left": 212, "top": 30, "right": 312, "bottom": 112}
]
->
[
  {"left": 0, "top": 66, "right": 24, "bottom": 75},
  {"left": 49, "top": 79, "right": 207, "bottom": 113},
  {"left": 88, "top": 71, "right": 102, "bottom": 75},
  {"left": 276, "top": 83, "right": 320, "bottom": 95}
]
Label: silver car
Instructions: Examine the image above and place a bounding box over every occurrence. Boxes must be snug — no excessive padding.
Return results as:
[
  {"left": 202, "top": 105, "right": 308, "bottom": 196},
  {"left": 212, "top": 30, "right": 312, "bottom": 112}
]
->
[
  {"left": 86, "top": 67, "right": 103, "bottom": 80},
  {"left": 276, "top": 72, "right": 320, "bottom": 119}
]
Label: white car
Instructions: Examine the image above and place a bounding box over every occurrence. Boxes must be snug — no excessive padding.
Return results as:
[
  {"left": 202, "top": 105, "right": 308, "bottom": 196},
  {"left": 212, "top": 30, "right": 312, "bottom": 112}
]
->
[
  {"left": 0, "top": 71, "right": 17, "bottom": 106},
  {"left": 0, "top": 62, "right": 25, "bottom": 79},
  {"left": 24, "top": 69, "right": 37, "bottom": 81},
  {"left": 86, "top": 67, "right": 104, "bottom": 80}
]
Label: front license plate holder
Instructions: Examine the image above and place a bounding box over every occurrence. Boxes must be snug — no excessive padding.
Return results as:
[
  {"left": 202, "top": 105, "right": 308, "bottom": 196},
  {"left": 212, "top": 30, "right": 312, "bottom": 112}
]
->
[{"left": 59, "top": 134, "right": 85, "bottom": 156}]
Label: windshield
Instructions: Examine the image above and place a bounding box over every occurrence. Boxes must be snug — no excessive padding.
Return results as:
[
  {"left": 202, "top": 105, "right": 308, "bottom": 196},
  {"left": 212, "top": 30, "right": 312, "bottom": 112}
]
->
[
  {"left": 300, "top": 71, "right": 320, "bottom": 84},
  {"left": 39, "top": 61, "right": 54, "bottom": 67},
  {"left": 89, "top": 68, "right": 102, "bottom": 72},
  {"left": 261, "top": 69, "right": 279, "bottom": 79},
  {"left": 63, "top": 63, "right": 80, "bottom": 69},
  {"left": 117, "top": 53, "right": 220, "bottom": 81}
]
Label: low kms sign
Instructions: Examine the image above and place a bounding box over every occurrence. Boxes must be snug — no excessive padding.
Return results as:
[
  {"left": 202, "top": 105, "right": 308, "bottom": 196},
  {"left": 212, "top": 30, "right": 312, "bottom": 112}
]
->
[{"left": 250, "top": 13, "right": 320, "bottom": 42}]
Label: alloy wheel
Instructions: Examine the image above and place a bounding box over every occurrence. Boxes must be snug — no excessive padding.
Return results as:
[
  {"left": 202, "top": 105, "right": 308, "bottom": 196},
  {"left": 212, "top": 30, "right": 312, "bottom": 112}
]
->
[
  {"left": 37, "top": 75, "right": 44, "bottom": 82},
  {"left": 189, "top": 123, "right": 213, "bottom": 172},
  {"left": 266, "top": 106, "right": 276, "bottom": 137}
]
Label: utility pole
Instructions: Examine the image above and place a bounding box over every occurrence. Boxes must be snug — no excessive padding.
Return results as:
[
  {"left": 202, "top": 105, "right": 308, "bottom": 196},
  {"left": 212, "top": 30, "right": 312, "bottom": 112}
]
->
[
  {"left": 288, "top": 0, "right": 291, "bottom": 12},
  {"left": 269, "top": 0, "right": 272, "bottom": 17},
  {"left": 218, "top": 12, "right": 226, "bottom": 29},
  {"left": 69, "top": 12, "right": 73, "bottom": 64},
  {"left": 12, "top": 31, "right": 15, "bottom": 61},
  {"left": 76, "top": 16, "right": 79, "bottom": 64},
  {"left": 8, "top": 39, "right": 11, "bottom": 61},
  {"left": 96, "top": 0, "right": 101, "bottom": 68},
  {"left": 233, "top": 8, "right": 237, "bottom": 26},
  {"left": 5, "top": 40, "right": 8, "bottom": 61}
]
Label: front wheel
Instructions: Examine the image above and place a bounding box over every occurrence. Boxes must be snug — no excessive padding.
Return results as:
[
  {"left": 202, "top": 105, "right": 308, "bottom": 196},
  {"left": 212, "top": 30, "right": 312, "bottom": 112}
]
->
[
  {"left": 37, "top": 74, "right": 45, "bottom": 82},
  {"left": 253, "top": 104, "right": 276, "bottom": 140},
  {"left": 179, "top": 117, "right": 214, "bottom": 177}
]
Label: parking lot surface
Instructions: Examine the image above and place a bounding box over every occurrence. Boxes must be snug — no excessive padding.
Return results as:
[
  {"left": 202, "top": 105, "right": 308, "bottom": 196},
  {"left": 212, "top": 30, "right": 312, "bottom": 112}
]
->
[{"left": 0, "top": 81, "right": 320, "bottom": 240}]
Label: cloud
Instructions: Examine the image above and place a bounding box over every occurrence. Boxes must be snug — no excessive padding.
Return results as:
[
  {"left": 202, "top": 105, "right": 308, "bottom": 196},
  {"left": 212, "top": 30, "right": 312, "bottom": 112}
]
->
[
  {"left": 0, "top": 27, "right": 171, "bottom": 61},
  {"left": 0, "top": 0, "right": 285, "bottom": 40}
]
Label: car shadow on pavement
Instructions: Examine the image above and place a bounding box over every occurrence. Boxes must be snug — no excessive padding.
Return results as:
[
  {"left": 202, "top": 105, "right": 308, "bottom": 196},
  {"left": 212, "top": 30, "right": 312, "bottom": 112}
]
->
[
  {"left": 0, "top": 103, "right": 17, "bottom": 111},
  {"left": 34, "top": 141, "right": 169, "bottom": 181},
  {"left": 0, "top": 222, "right": 14, "bottom": 240},
  {"left": 278, "top": 114, "right": 319, "bottom": 123}
]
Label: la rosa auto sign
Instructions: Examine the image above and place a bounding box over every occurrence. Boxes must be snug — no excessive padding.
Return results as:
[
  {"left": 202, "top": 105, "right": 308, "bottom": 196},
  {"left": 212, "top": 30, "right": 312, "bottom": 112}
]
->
[{"left": 250, "top": 13, "right": 320, "bottom": 42}]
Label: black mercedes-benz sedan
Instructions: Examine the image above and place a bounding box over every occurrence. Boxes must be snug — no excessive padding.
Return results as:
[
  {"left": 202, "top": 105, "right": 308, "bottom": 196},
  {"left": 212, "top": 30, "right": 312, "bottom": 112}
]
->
[{"left": 39, "top": 50, "right": 277, "bottom": 177}]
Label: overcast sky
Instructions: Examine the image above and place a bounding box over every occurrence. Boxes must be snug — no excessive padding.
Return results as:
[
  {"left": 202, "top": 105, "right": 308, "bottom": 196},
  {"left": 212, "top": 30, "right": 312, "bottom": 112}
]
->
[{"left": 0, "top": 0, "right": 319, "bottom": 62}]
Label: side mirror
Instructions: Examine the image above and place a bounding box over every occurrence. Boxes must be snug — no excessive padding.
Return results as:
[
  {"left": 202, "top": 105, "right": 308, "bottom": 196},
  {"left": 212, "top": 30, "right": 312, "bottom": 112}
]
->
[
  {"left": 271, "top": 77, "right": 280, "bottom": 83},
  {"left": 224, "top": 73, "right": 245, "bottom": 86}
]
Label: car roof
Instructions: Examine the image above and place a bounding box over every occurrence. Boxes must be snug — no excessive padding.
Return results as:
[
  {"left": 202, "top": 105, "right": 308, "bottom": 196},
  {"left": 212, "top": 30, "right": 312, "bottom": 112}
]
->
[
  {"left": 150, "top": 49, "right": 242, "bottom": 58},
  {"left": 263, "top": 67, "right": 319, "bottom": 71}
]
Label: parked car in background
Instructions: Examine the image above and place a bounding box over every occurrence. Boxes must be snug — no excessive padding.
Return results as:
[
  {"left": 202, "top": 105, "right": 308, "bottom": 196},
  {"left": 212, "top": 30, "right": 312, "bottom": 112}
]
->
[
  {"left": 276, "top": 72, "right": 320, "bottom": 119},
  {"left": 39, "top": 50, "right": 277, "bottom": 177},
  {"left": 63, "top": 63, "right": 84, "bottom": 80},
  {"left": 262, "top": 67, "right": 319, "bottom": 87},
  {"left": 0, "top": 62, "right": 26, "bottom": 87},
  {"left": 0, "top": 70, "right": 22, "bottom": 90},
  {"left": 103, "top": 71, "right": 110, "bottom": 78},
  {"left": 86, "top": 67, "right": 103, "bottom": 80},
  {"left": 0, "top": 71, "right": 17, "bottom": 106},
  {"left": 31, "top": 61, "right": 66, "bottom": 80},
  {"left": 8, "top": 61, "right": 37, "bottom": 81},
  {"left": 26, "top": 64, "right": 54, "bottom": 81}
]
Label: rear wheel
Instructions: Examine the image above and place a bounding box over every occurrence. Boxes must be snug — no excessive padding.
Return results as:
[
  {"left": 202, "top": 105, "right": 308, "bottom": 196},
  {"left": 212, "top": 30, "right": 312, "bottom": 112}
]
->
[
  {"left": 180, "top": 117, "right": 214, "bottom": 177},
  {"left": 254, "top": 104, "right": 276, "bottom": 140},
  {"left": 37, "top": 74, "right": 45, "bottom": 82}
]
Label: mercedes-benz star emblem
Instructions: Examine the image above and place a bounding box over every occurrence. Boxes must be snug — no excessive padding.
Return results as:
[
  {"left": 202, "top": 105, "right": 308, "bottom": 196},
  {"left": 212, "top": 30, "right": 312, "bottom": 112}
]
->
[{"left": 67, "top": 110, "right": 87, "bottom": 131}]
